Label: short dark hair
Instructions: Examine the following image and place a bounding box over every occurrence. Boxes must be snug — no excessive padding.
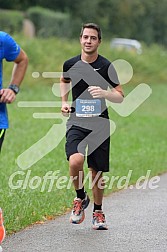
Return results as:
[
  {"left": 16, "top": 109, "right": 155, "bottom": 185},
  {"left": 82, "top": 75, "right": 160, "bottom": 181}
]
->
[{"left": 80, "top": 23, "right": 102, "bottom": 40}]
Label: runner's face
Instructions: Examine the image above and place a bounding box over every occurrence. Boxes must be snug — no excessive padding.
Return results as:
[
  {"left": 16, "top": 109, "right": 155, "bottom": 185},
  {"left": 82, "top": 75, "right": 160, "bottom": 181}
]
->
[{"left": 80, "top": 28, "right": 101, "bottom": 54}]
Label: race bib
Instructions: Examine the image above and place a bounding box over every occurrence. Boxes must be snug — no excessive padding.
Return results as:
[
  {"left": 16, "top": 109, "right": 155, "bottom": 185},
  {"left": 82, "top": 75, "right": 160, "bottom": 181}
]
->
[{"left": 76, "top": 99, "right": 101, "bottom": 117}]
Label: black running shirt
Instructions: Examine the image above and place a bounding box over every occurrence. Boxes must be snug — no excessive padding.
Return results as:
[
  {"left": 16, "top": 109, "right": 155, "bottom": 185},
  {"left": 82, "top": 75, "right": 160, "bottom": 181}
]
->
[{"left": 63, "top": 54, "right": 119, "bottom": 119}]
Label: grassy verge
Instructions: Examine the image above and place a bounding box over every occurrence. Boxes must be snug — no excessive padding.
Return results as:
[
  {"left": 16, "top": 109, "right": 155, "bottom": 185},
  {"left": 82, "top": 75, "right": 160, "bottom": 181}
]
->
[{"left": 0, "top": 35, "right": 167, "bottom": 234}]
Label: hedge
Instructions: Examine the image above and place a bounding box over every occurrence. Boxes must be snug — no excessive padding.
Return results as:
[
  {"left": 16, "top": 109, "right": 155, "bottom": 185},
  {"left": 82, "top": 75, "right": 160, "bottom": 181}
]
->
[
  {"left": 26, "top": 6, "right": 72, "bottom": 38},
  {"left": 0, "top": 9, "right": 24, "bottom": 33}
]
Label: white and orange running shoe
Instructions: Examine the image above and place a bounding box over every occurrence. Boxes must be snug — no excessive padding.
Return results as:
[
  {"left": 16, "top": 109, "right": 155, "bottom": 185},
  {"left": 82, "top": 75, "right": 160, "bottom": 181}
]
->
[
  {"left": 92, "top": 210, "right": 108, "bottom": 230},
  {"left": 69, "top": 192, "right": 90, "bottom": 224},
  {"left": 0, "top": 208, "right": 5, "bottom": 245}
]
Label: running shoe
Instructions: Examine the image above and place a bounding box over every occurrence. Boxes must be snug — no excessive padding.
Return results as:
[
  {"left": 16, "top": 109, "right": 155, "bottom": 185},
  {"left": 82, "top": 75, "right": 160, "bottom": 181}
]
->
[
  {"left": 0, "top": 208, "right": 5, "bottom": 244},
  {"left": 70, "top": 192, "right": 90, "bottom": 224},
  {"left": 92, "top": 210, "right": 108, "bottom": 230}
]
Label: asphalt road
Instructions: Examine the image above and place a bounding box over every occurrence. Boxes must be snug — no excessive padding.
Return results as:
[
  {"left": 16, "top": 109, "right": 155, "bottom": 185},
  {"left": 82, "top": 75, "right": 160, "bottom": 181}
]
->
[{"left": 2, "top": 173, "right": 167, "bottom": 252}]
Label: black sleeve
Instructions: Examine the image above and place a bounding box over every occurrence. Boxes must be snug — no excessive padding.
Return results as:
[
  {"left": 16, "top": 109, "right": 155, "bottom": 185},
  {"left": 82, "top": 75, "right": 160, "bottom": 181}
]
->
[
  {"left": 106, "top": 63, "right": 120, "bottom": 88},
  {"left": 62, "top": 61, "right": 71, "bottom": 81}
]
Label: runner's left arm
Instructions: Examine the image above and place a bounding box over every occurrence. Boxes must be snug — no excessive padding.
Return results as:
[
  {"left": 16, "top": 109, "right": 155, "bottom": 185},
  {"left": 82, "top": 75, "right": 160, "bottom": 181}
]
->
[
  {"left": 88, "top": 84, "right": 124, "bottom": 103},
  {"left": 0, "top": 49, "right": 28, "bottom": 103}
]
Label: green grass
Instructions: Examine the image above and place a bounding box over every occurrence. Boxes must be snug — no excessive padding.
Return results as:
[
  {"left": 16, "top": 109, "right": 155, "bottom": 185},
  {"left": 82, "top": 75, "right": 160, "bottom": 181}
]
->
[{"left": 0, "top": 35, "right": 167, "bottom": 234}]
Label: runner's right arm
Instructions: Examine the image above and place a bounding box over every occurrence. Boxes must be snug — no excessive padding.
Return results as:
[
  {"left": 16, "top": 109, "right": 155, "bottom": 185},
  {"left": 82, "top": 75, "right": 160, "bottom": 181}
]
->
[{"left": 60, "top": 76, "right": 71, "bottom": 116}]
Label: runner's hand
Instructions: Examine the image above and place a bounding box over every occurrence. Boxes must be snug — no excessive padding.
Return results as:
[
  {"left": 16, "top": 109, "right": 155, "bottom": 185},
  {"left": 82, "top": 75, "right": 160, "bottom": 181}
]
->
[
  {"left": 61, "top": 103, "right": 71, "bottom": 117},
  {"left": 0, "top": 88, "right": 16, "bottom": 103},
  {"left": 88, "top": 86, "right": 106, "bottom": 98}
]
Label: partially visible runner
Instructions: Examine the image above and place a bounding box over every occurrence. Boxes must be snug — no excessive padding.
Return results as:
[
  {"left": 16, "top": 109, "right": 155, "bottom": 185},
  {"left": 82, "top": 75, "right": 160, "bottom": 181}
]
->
[
  {"left": 0, "top": 31, "right": 28, "bottom": 244},
  {"left": 60, "top": 23, "right": 124, "bottom": 230}
]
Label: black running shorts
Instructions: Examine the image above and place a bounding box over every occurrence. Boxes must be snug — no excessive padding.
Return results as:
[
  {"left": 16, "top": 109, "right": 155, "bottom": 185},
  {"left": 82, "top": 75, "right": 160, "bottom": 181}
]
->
[
  {"left": 0, "top": 129, "right": 6, "bottom": 153},
  {"left": 65, "top": 120, "right": 110, "bottom": 172}
]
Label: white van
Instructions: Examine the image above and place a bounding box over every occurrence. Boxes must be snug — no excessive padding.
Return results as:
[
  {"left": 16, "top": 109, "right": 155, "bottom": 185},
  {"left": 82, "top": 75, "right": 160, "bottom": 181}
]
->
[{"left": 111, "top": 38, "right": 142, "bottom": 54}]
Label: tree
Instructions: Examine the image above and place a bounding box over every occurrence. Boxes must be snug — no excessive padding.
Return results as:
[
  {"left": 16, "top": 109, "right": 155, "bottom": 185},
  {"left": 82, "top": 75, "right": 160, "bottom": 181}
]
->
[{"left": 0, "top": 0, "right": 167, "bottom": 45}]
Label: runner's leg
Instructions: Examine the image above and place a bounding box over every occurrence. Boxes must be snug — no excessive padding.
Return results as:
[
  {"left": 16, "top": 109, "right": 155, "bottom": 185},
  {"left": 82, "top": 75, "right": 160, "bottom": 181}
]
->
[{"left": 0, "top": 129, "right": 6, "bottom": 153}]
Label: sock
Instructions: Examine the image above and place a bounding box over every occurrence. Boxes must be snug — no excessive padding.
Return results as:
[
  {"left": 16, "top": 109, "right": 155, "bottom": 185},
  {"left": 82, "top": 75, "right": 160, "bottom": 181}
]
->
[
  {"left": 93, "top": 203, "right": 102, "bottom": 212},
  {"left": 76, "top": 187, "right": 85, "bottom": 200}
]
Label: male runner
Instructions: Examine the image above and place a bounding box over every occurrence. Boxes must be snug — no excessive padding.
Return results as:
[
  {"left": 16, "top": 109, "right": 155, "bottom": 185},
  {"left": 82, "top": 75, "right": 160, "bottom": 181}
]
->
[
  {"left": 60, "top": 23, "right": 124, "bottom": 230},
  {"left": 0, "top": 31, "right": 28, "bottom": 243}
]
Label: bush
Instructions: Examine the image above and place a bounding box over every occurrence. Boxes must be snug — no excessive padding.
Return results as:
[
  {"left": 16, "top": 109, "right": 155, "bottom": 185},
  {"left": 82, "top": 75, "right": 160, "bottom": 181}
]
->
[
  {"left": 26, "top": 6, "right": 72, "bottom": 38},
  {"left": 0, "top": 9, "right": 23, "bottom": 33}
]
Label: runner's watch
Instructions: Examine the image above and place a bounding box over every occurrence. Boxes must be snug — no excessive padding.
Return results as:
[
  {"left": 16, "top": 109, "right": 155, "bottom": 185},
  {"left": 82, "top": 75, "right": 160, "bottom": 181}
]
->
[{"left": 8, "top": 84, "right": 20, "bottom": 94}]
